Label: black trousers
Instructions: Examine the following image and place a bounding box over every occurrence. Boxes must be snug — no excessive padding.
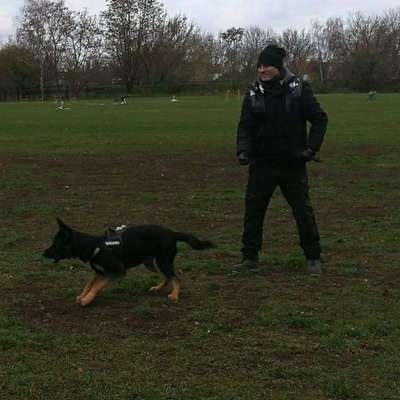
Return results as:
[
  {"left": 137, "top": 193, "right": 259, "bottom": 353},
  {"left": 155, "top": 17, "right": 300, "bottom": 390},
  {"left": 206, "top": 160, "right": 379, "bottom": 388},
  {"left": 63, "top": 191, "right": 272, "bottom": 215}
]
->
[{"left": 241, "top": 163, "right": 321, "bottom": 261}]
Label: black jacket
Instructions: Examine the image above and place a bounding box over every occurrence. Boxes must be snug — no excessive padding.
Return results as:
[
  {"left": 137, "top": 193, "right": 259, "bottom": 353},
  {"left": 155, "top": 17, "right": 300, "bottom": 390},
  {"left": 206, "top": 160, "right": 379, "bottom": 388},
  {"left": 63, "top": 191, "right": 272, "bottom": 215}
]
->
[{"left": 237, "top": 68, "right": 328, "bottom": 165}]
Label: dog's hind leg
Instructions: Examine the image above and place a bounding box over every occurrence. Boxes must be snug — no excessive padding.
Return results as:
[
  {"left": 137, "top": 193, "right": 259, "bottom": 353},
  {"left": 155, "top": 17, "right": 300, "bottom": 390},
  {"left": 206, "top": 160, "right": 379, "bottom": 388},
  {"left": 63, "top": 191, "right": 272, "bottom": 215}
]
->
[
  {"left": 155, "top": 252, "right": 180, "bottom": 301},
  {"left": 78, "top": 276, "right": 110, "bottom": 306},
  {"left": 76, "top": 275, "right": 98, "bottom": 304},
  {"left": 168, "top": 277, "right": 181, "bottom": 302}
]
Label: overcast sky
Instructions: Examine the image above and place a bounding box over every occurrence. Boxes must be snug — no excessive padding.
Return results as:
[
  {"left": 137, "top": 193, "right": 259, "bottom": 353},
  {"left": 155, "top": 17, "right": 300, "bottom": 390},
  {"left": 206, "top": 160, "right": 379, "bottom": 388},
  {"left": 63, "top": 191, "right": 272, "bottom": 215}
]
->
[{"left": 1, "top": 0, "right": 399, "bottom": 42}]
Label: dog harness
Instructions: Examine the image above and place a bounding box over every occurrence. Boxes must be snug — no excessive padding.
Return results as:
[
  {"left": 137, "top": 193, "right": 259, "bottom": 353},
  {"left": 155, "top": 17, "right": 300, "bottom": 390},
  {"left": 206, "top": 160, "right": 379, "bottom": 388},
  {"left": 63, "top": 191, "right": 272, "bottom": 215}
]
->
[{"left": 89, "top": 225, "right": 127, "bottom": 271}]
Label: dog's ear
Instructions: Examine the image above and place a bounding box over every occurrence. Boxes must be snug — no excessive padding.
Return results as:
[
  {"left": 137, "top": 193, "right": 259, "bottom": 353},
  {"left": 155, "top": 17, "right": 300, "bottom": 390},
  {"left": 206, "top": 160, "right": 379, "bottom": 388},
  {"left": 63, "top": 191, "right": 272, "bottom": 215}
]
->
[{"left": 56, "top": 218, "right": 72, "bottom": 232}]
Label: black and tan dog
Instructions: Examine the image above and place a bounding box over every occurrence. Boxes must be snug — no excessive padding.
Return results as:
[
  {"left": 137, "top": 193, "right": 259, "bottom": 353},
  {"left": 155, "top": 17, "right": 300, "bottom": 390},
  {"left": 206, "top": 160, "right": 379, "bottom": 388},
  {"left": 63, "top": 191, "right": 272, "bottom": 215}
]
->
[{"left": 43, "top": 219, "right": 215, "bottom": 306}]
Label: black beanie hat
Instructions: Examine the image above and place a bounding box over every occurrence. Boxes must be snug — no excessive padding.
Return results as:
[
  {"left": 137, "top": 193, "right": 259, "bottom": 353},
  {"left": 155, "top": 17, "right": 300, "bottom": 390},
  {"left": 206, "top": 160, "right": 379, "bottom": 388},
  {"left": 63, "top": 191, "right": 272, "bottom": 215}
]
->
[{"left": 257, "top": 45, "right": 286, "bottom": 70}]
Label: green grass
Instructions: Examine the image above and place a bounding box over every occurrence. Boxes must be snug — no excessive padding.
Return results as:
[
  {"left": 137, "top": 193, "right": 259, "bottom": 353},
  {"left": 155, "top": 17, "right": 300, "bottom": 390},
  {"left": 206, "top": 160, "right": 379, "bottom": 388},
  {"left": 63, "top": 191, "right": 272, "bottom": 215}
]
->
[
  {"left": 1, "top": 94, "right": 399, "bottom": 154},
  {"left": 0, "top": 97, "right": 239, "bottom": 153},
  {"left": 1, "top": 93, "right": 400, "bottom": 399}
]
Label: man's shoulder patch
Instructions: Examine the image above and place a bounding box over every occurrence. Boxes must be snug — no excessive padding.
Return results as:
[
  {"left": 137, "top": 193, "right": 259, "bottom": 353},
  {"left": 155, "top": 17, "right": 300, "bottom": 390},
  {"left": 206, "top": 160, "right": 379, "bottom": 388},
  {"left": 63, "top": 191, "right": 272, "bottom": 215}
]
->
[
  {"left": 248, "top": 81, "right": 263, "bottom": 96},
  {"left": 288, "top": 78, "right": 303, "bottom": 97}
]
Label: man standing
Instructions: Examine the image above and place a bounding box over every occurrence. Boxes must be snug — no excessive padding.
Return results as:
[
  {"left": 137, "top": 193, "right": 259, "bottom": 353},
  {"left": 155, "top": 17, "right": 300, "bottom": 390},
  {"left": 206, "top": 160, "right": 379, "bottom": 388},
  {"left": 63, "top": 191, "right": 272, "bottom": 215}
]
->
[{"left": 232, "top": 44, "right": 328, "bottom": 275}]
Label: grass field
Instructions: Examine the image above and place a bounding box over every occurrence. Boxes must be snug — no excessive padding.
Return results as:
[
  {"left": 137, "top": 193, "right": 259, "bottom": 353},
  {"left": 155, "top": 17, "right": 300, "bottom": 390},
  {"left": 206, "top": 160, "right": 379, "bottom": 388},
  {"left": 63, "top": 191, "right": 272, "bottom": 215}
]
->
[{"left": 1, "top": 94, "right": 400, "bottom": 399}]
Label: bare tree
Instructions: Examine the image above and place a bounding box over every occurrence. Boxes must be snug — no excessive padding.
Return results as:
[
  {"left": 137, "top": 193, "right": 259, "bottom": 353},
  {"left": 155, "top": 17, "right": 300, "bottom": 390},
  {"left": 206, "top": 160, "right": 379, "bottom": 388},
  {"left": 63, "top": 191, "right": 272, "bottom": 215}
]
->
[
  {"left": 194, "top": 33, "right": 223, "bottom": 80},
  {"left": 278, "top": 28, "right": 314, "bottom": 76},
  {"left": 64, "top": 10, "right": 103, "bottom": 96},
  {"left": 220, "top": 27, "right": 244, "bottom": 81},
  {"left": 17, "top": 0, "right": 47, "bottom": 100},
  {"left": 7, "top": 3, "right": 400, "bottom": 95},
  {"left": 101, "top": 0, "right": 166, "bottom": 92},
  {"left": 241, "top": 26, "right": 276, "bottom": 80},
  {"left": 327, "top": 11, "right": 400, "bottom": 89},
  {"left": 311, "top": 21, "right": 331, "bottom": 82},
  {"left": 205, "top": 34, "right": 225, "bottom": 79},
  {"left": 147, "top": 15, "right": 199, "bottom": 83},
  {"left": 380, "top": 8, "right": 400, "bottom": 80},
  {"left": 17, "top": 0, "right": 74, "bottom": 98},
  {"left": 324, "top": 17, "right": 349, "bottom": 81},
  {"left": 343, "top": 13, "right": 382, "bottom": 89}
]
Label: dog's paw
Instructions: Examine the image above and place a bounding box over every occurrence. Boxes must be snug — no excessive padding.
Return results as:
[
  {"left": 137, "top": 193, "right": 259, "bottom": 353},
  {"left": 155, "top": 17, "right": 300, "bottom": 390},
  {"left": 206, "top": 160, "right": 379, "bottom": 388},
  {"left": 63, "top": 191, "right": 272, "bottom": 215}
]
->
[
  {"left": 78, "top": 295, "right": 94, "bottom": 307},
  {"left": 75, "top": 296, "right": 82, "bottom": 304},
  {"left": 168, "top": 293, "right": 179, "bottom": 302},
  {"left": 149, "top": 280, "right": 167, "bottom": 292}
]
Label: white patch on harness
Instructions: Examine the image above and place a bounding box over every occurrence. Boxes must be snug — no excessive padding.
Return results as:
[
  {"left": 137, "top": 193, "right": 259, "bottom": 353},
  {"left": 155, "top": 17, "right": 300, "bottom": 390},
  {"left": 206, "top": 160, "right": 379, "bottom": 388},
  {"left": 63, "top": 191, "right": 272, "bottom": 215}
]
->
[
  {"left": 104, "top": 240, "right": 121, "bottom": 246},
  {"left": 115, "top": 225, "right": 126, "bottom": 231}
]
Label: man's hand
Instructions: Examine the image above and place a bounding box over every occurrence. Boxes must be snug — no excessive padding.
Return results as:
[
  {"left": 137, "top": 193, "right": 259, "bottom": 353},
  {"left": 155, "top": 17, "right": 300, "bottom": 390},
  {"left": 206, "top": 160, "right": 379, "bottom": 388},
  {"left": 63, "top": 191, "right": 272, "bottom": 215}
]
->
[
  {"left": 300, "top": 148, "right": 320, "bottom": 162},
  {"left": 238, "top": 152, "right": 250, "bottom": 166}
]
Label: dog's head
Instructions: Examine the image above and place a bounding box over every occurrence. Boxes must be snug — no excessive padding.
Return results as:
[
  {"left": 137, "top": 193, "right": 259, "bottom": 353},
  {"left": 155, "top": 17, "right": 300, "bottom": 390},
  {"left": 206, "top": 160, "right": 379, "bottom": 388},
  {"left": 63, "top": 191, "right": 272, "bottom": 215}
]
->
[{"left": 43, "top": 218, "right": 75, "bottom": 263}]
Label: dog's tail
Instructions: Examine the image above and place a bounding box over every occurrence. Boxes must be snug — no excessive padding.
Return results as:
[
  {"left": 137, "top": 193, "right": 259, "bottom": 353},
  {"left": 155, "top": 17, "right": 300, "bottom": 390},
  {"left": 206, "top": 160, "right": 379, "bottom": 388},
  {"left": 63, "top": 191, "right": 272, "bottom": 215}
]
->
[{"left": 175, "top": 232, "right": 216, "bottom": 250}]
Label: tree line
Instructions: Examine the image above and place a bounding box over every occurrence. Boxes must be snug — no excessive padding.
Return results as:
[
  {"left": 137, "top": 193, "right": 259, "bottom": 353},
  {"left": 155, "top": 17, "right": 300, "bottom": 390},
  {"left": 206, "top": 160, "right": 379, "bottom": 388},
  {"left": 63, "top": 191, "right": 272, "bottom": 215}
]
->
[{"left": 1, "top": 0, "right": 399, "bottom": 99}]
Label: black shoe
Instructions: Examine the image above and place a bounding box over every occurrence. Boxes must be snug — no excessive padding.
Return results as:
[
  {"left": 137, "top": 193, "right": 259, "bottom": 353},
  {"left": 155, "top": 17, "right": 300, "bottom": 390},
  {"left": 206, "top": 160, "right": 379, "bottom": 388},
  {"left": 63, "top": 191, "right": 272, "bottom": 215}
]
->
[
  {"left": 307, "top": 259, "right": 322, "bottom": 276},
  {"left": 232, "top": 259, "right": 258, "bottom": 274}
]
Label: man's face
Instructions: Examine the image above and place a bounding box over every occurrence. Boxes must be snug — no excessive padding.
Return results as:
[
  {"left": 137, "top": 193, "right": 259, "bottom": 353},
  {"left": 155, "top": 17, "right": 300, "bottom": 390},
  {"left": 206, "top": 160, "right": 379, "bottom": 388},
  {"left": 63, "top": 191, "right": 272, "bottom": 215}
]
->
[{"left": 258, "top": 64, "right": 280, "bottom": 81}]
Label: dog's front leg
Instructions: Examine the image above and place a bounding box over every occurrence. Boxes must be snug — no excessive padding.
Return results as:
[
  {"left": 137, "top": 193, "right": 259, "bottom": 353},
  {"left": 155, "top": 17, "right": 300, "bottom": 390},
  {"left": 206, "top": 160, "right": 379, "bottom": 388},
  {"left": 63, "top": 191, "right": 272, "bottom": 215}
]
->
[
  {"left": 76, "top": 275, "right": 98, "bottom": 303},
  {"left": 168, "top": 277, "right": 181, "bottom": 302},
  {"left": 78, "top": 276, "right": 110, "bottom": 306}
]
